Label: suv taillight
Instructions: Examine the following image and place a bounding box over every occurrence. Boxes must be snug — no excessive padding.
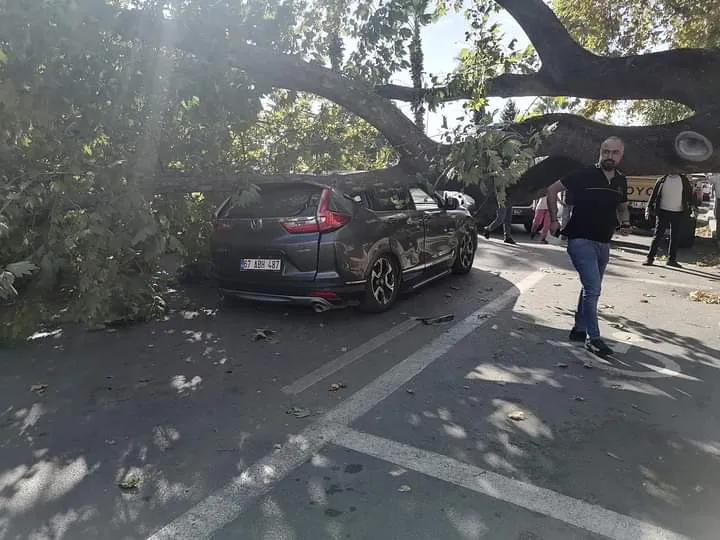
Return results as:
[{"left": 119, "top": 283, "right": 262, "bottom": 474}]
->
[{"left": 281, "top": 188, "right": 350, "bottom": 234}]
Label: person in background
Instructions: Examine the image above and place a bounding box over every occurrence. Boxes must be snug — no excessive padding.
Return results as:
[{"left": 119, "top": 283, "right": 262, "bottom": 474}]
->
[
  {"left": 530, "top": 196, "right": 551, "bottom": 243},
  {"left": 545, "top": 136, "right": 630, "bottom": 357},
  {"left": 709, "top": 172, "right": 720, "bottom": 233},
  {"left": 643, "top": 173, "right": 695, "bottom": 268},
  {"left": 482, "top": 181, "right": 516, "bottom": 245}
]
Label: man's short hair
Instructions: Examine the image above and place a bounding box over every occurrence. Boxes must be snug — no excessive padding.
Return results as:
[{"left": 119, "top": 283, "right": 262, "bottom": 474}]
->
[{"left": 603, "top": 136, "right": 625, "bottom": 148}]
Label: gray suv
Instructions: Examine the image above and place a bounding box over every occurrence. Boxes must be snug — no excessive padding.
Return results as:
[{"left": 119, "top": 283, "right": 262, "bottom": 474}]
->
[{"left": 210, "top": 177, "right": 478, "bottom": 313}]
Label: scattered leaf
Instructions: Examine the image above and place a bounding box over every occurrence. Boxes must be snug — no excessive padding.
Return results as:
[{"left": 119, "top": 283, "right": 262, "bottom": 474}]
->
[
  {"left": 554, "top": 362, "right": 568, "bottom": 369},
  {"left": 688, "top": 290, "right": 720, "bottom": 304},
  {"left": 286, "top": 407, "right": 312, "bottom": 419},
  {"left": 253, "top": 328, "right": 275, "bottom": 341},
  {"left": 640, "top": 299, "right": 649, "bottom": 303},
  {"left": 340, "top": 347, "right": 348, "bottom": 353},
  {"left": 30, "top": 383, "right": 48, "bottom": 395},
  {"left": 631, "top": 404, "right": 649, "bottom": 415},
  {"left": 274, "top": 443, "right": 282, "bottom": 450},
  {"left": 328, "top": 382, "right": 347, "bottom": 392},
  {"left": 583, "top": 363, "right": 593, "bottom": 369},
  {"left": 508, "top": 411, "right": 526, "bottom": 421},
  {"left": 406, "top": 388, "right": 415, "bottom": 395},
  {"left": 574, "top": 396, "right": 585, "bottom": 402},
  {"left": 599, "top": 304, "right": 614, "bottom": 310},
  {"left": 553, "top": 283, "right": 563, "bottom": 287},
  {"left": 606, "top": 452, "right": 623, "bottom": 461},
  {"left": 445, "top": 292, "right": 453, "bottom": 298},
  {"left": 118, "top": 473, "right": 140, "bottom": 490},
  {"left": 397, "top": 484, "right": 412, "bottom": 492},
  {"left": 450, "top": 285, "right": 460, "bottom": 291},
  {"left": 642, "top": 293, "right": 656, "bottom": 298},
  {"left": 416, "top": 314, "right": 455, "bottom": 325}
]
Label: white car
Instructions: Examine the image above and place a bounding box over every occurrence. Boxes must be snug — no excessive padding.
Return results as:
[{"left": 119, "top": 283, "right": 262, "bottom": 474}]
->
[{"left": 442, "top": 191, "right": 476, "bottom": 213}]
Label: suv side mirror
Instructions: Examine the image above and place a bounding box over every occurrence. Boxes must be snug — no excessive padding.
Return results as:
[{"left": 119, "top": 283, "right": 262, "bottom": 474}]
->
[{"left": 444, "top": 196, "right": 460, "bottom": 210}]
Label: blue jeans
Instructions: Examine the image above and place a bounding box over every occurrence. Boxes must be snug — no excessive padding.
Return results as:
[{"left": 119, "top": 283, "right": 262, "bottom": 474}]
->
[
  {"left": 567, "top": 239, "right": 610, "bottom": 339},
  {"left": 488, "top": 206, "right": 513, "bottom": 236}
]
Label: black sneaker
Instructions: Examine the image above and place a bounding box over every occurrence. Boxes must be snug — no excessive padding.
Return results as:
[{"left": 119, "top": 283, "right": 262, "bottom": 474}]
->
[
  {"left": 585, "top": 338, "right": 613, "bottom": 357},
  {"left": 642, "top": 259, "right": 653, "bottom": 266},
  {"left": 483, "top": 228, "right": 490, "bottom": 240},
  {"left": 504, "top": 236, "right": 517, "bottom": 245},
  {"left": 666, "top": 260, "right": 682, "bottom": 268},
  {"left": 569, "top": 328, "right": 586, "bottom": 342}
]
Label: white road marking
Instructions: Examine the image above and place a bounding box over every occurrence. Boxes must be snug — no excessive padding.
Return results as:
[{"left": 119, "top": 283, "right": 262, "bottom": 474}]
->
[
  {"left": 322, "top": 271, "right": 545, "bottom": 425},
  {"left": 282, "top": 317, "right": 420, "bottom": 395},
  {"left": 147, "top": 270, "right": 545, "bottom": 540},
  {"left": 332, "top": 426, "right": 691, "bottom": 540}
]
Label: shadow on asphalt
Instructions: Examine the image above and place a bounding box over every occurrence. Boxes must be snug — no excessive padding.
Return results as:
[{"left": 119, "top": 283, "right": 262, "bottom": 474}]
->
[
  {"left": 348, "top": 307, "right": 720, "bottom": 540},
  {"left": 0, "top": 263, "right": 523, "bottom": 539}
]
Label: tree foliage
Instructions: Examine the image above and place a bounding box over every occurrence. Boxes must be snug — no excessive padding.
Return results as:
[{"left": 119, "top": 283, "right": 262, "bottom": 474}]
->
[{"left": 551, "top": 0, "right": 719, "bottom": 124}]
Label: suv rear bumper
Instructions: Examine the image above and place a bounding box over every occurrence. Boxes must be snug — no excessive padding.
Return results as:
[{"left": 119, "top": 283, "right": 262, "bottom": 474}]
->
[{"left": 217, "top": 278, "right": 366, "bottom": 312}]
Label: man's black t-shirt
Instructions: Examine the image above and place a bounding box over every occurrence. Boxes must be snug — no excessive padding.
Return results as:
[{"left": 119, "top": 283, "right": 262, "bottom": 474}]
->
[{"left": 560, "top": 166, "right": 628, "bottom": 243}]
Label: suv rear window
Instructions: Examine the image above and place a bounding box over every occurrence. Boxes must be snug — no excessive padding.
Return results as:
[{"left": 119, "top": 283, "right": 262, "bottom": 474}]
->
[{"left": 220, "top": 184, "right": 323, "bottom": 218}]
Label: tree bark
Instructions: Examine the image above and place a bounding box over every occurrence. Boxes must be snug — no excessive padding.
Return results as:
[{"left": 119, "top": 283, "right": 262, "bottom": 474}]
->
[{"left": 517, "top": 114, "right": 720, "bottom": 175}]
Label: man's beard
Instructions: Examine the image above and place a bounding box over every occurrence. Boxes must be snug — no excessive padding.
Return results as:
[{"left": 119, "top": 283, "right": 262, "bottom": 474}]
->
[{"left": 600, "top": 159, "right": 615, "bottom": 171}]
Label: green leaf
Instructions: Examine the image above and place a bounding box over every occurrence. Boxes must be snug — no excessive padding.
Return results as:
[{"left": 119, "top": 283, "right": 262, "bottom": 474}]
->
[{"left": 6, "top": 261, "right": 38, "bottom": 278}]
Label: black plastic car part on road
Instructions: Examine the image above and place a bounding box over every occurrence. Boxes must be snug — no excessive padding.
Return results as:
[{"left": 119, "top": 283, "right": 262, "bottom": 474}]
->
[{"left": 210, "top": 178, "right": 478, "bottom": 313}]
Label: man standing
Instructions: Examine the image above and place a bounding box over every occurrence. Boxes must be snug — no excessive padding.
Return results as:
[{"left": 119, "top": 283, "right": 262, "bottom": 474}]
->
[
  {"left": 546, "top": 137, "right": 630, "bottom": 357},
  {"left": 482, "top": 181, "right": 516, "bottom": 244},
  {"left": 643, "top": 173, "right": 694, "bottom": 268}
]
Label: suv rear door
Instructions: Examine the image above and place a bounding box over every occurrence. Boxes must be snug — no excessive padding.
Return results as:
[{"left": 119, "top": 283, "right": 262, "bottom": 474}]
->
[{"left": 211, "top": 183, "right": 325, "bottom": 284}]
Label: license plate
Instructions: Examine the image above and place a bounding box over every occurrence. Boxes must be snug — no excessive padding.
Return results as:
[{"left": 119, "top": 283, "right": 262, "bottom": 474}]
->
[
  {"left": 240, "top": 258, "right": 281, "bottom": 271},
  {"left": 513, "top": 209, "right": 524, "bottom": 215},
  {"left": 629, "top": 201, "right": 647, "bottom": 209}
]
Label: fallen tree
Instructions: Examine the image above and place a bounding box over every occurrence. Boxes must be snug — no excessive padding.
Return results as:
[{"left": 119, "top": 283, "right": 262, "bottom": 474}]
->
[{"left": 134, "top": 0, "right": 720, "bottom": 196}]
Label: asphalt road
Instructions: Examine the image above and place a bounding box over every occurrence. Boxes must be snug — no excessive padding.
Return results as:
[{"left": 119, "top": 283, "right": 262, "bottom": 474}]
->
[{"left": 1, "top": 228, "right": 719, "bottom": 540}]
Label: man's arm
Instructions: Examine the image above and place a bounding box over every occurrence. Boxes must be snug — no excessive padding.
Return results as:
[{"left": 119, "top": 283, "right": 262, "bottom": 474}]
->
[
  {"left": 617, "top": 176, "right": 630, "bottom": 227},
  {"left": 545, "top": 179, "right": 567, "bottom": 223}
]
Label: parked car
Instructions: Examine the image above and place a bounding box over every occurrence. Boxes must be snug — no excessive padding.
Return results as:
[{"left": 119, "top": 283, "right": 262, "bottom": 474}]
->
[
  {"left": 510, "top": 200, "right": 535, "bottom": 232},
  {"left": 210, "top": 178, "right": 478, "bottom": 313}
]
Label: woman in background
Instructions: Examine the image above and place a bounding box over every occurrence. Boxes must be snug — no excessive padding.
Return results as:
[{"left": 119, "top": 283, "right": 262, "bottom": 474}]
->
[{"left": 531, "top": 196, "right": 551, "bottom": 243}]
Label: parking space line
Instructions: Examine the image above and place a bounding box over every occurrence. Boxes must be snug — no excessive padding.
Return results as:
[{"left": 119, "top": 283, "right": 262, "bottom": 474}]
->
[
  {"left": 332, "top": 426, "right": 691, "bottom": 540},
  {"left": 282, "top": 317, "right": 420, "bottom": 395},
  {"left": 147, "top": 270, "right": 544, "bottom": 540}
]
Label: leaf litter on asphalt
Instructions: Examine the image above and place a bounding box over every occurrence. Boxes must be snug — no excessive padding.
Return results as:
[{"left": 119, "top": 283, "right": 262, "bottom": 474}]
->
[
  {"left": 118, "top": 472, "right": 140, "bottom": 490},
  {"left": 508, "top": 411, "right": 526, "bottom": 421},
  {"left": 328, "top": 383, "right": 347, "bottom": 392},
  {"left": 416, "top": 314, "right": 454, "bottom": 325},
  {"left": 30, "top": 384, "right": 48, "bottom": 395},
  {"left": 286, "top": 407, "right": 312, "bottom": 418},
  {"left": 689, "top": 290, "right": 720, "bottom": 304},
  {"left": 253, "top": 328, "right": 275, "bottom": 341}
]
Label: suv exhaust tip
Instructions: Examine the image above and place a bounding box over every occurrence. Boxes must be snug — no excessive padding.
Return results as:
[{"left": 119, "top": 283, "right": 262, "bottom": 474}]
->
[{"left": 311, "top": 300, "right": 332, "bottom": 313}]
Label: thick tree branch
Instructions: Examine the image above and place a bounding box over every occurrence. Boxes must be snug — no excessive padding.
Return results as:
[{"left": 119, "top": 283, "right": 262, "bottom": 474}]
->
[
  {"left": 151, "top": 166, "right": 417, "bottom": 194},
  {"left": 377, "top": 0, "right": 719, "bottom": 110},
  {"left": 514, "top": 113, "right": 720, "bottom": 175},
  {"left": 118, "top": 12, "right": 438, "bottom": 173},
  {"left": 492, "top": 0, "right": 594, "bottom": 76}
]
